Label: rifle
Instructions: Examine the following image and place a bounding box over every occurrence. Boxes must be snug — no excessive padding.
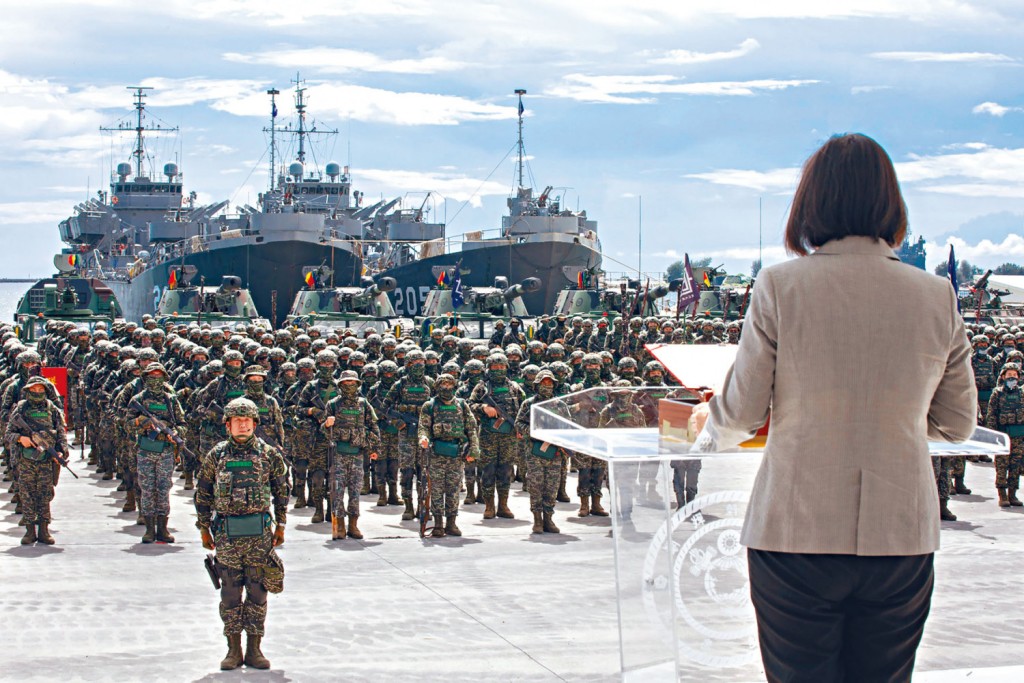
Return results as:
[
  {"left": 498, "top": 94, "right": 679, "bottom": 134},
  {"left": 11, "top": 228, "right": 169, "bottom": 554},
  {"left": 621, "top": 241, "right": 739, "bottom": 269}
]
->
[
  {"left": 128, "top": 398, "right": 200, "bottom": 463},
  {"left": 481, "top": 388, "right": 516, "bottom": 432},
  {"left": 10, "top": 413, "right": 79, "bottom": 479},
  {"left": 418, "top": 467, "right": 433, "bottom": 538},
  {"left": 204, "top": 553, "right": 221, "bottom": 589}
]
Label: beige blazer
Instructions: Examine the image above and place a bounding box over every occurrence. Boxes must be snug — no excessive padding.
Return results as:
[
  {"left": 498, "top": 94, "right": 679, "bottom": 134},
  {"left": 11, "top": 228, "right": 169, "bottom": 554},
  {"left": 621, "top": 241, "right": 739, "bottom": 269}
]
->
[{"left": 707, "top": 236, "right": 977, "bottom": 556}]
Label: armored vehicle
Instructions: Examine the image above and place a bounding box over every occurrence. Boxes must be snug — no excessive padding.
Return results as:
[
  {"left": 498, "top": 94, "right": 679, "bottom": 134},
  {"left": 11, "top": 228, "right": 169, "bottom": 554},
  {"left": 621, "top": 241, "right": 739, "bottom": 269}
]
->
[
  {"left": 13, "top": 276, "right": 121, "bottom": 343},
  {"left": 284, "top": 265, "right": 408, "bottom": 335},
  {"left": 155, "top": 267, "right": 269, "bottom": 328},
  {"left": 416, "top": 274, "right": 541, "bottom": 340}
]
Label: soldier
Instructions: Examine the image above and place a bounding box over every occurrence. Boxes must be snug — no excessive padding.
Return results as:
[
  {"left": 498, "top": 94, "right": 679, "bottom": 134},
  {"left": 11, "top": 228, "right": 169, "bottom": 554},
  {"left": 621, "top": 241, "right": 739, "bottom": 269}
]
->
[
  {"left": 546, "top": 314, "right": 568, "bottom": 343},
  {"left": 322, "top": 370, "right": 381, "bottom": 540},
  {"left": 985, "top": 362, "right": 1024, "bottom": 508},
  {"left": 694, "top": 319, "right": 720, "bottom": 344},
  {"left": 367, "top": 360, "right": 402, "bottom": 507},
  {"left": 489, "top": 320, "right": 506, "bottom": 348},
  {"left": 62, "top": 328, "right": 91, "bottom": 446},
  {"left": 417, "top": 373, "right": 480, "bottom": 537},
  {"left": 599, "top": 380, "right": 648, "bottom": 531},
  {"left": 5, "top": 377, "right": 67, "bottom": 545},
  {"left": 501, "top": 318, "right": 527, "bottom": 347},
  {"left": 469, "top": 353, "right": 525, "bottom": 519},
  {"left": 283, "top": 357, "right": 315, "bottom": 507},
  {"left": 457, "top": 359, "right": 486, "bottom": 504},
  {"left": 243, "top": 366, "right": 286, "bottom": 456},
  {"left": 383, "top": 349, "right": 433, "bottom": 521},
  {"left": 568, "top": 353, "right": 609, "bottom": 517},
  {"left": 125, "top": 363, "right": 188, "bottom": 543},
  {"left": 515, "top": 370, "right": 565, "bottom": 534},
  {"left": 196, "top": 398, "right": 288, "bottom": 671},
  {"left": 297, "top": 350, "right": 342, "bottom": 523}
]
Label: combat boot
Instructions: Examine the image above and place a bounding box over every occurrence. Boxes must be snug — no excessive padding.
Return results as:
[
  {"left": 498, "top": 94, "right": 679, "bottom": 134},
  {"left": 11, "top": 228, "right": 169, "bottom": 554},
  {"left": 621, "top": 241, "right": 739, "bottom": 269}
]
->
[
  {"left": 244, "top": 634, "right": 270, "bottom": 670},
  {"left": 37, "top": 522, "right": 54, "bottom": 545},
  {"left": 332, "top": 515, "right": 346, "bottom": 540},
  {"left": 116, "top": 480, "right": 127, "bottom": 491},
  {"left": 1009, "top": 488, "right": 1023, "bottom": 506},
  {"left": 376, "top": 484, "right": 388, "bottom": 506},
  {"left": 87, "top": 452, "right": 97, "bottom": 466},
  {"left": 401, "top": 497, "right": 415, "bottom": 521},
  {"left": 325, "top": 501, "right": 332, "bottom": 523},
  {"left": 387, "top": 482, "right": 401, "bottom": 506},
  {"left": 464, "top": 480, "right": 476, "bottom": 505},
  {"left": 360, "top": 478, "right": 371, "bottom": 496},
  {"left": 431, "top": 514, "right": 445, "bottom": 537},
  {"left": 939, "top": 499, "right": 957, "bottom": 521},
  {"left": 998, "top": 487, "right": 1011, "bottom": 508},
  {"left": 102, "top": 469, "right": 113, "bottom": 481},
  {"left": 136, "top": 511, "right": 145, "bottom": 526},
  {"left": 293, "top": 486, "right": 307, "bottom": 509},
  {"left": 348, "top": 516, "right": 363, "bottom": 540},
  {"left": 556, "top": 481, "right": 571, "bottom": 503},
  {"left": 20, "top": 523, "right": 36, "bottom": 545},
  {"left": 953, "top": 476, "right": 972, "bottom": 495},
  {"left": 184, "top": 471, "right": 194, "bottom": 491},
  {"left": 445, "top": 515, "right": 461, "bottom": 537},
  {"left": 578, "top": 496, "right": 590, "bottom": 517},
  {"left": 142, "top": 516, "right": 156, "bottom": 543},
  {"left": 220, "top": 634, "right": 243, "bottom": 670},
  {"left": 475, "top": 487, "right": 485, "bottom": 504},
  {"left": 543, "top": 512, "right": 560, "bottom": 534},
  {"left": 591, "top": 494, "right": 609, "bottom": 517},
  {"left": 532, "top": 510, "right": 544, "bottom": 534},
  {"left": 483, "top": 492, "right": 496, "bottom": 519},
  {"left": 121, "top": 490, "right": 136, "bottom": 513},
  {"left": 497, "top": 491, "right": 514, "bottom": 519},
  {"left": 156, "top": 515, "right": 175, "bottom": 543},
  {"left": 311, "top": 498, "right": 325, "bottom": 523}
]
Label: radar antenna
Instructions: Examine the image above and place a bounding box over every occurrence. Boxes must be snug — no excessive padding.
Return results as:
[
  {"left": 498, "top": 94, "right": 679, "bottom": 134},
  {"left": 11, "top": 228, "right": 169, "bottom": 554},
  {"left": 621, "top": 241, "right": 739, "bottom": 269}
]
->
[
  {"left": 515, "top": 89, "right": 526, "bottom": 190},
  {"left": 100, "top": 86, "right": 179, "bottom": 179}
]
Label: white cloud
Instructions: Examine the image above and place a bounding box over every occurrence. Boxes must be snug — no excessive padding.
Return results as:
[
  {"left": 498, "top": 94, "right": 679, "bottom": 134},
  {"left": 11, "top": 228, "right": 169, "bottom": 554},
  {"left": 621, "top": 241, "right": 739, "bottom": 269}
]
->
[
  {"left": 703, "top": 245, "right": 789, "bottom": 264},
  {"left": 973, "top": 101, "right": 1024, "bottom": 117},
  {"left": 685, "top": 167, "right": 800, "bottom": 193},
  {"left": 214, "top": 82, "right": 518, "bottom": 126},
  {"left": 871, "top": 50, "right": 1015, "bottom": 63},
  {"left": 941, "top": 142, "right": 991, "bottom": 151},
  {"left": 355, "top": 168, "right": 509, "bottom": 207},
  {"left": 224, "top": 47, "right": 465, "bottom": 75},
  {"left": 929, "top": 234, "right": 1024, "bottom": 267},
  {"left": 546, "top": 74, "right": 818, "bottom": 104},
  {"left": 648, "top": 38, "right": 760, "bottom": 65},
  {"left": 0, "top": 200, "right": 75, "bottom": 226},
  {"left": 165, "top": 0, "right": 427, "bottom": 26},
  {"left": 851, "top": 85, "right": 893, "bottom": 94}
]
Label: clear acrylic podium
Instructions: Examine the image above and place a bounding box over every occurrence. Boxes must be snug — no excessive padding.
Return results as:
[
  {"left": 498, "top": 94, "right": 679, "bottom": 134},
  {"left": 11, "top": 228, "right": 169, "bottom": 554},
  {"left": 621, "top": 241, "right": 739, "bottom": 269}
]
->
[{"left": 531, "top": 387, "right": 1010, "bottom": 682}]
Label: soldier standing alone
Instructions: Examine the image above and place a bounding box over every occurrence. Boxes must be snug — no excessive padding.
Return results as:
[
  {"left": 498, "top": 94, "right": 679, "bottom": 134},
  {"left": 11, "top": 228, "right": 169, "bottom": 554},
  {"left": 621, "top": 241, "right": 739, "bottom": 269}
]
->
[{"left": 196, "top": 398, "right": 288, "bottom": 671}]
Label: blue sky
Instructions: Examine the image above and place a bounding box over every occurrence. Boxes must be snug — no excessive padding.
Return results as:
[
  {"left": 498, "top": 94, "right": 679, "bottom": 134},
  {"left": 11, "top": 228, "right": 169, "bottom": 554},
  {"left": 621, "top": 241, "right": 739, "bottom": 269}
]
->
[{"left": 2, "top": 0, "right": 1024, "bottom": 279}]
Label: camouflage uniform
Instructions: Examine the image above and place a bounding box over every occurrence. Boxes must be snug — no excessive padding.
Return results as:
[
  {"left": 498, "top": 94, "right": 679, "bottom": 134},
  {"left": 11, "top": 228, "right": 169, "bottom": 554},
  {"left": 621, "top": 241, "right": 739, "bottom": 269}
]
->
[
  {"left": 568, "top": 355, "right": 609, "bottom": 516},
  {"left": 516, "top": 370, "right": 566, "bottom": 533},
  {"left": 599, "top": 382, "right": 648, "bottom": 521},
  {"left": 984, "top": 362, "right": 1024, "bottom": 507},
  {"left": 418, "top": 373, "right": 480, "bottom": 537},
  {"left": 322, "top": 372, "right": 381, "bottom": 535},
  {"left": 457, "top": 359, "right": 486, "bottom": 504},
  {"left": 296, "top": 351, "right": 342, "bottom": 523},
  {"left": 367, "top": 362, "right": 402, "bottom": 506},
  {"left": 468, "top": 354, "right": 524, "bottom": 519},
  {"left": 382, "top": 352, "right": 433, "bottom": 520},
  {"left": 195, "top": 398, "right": 288, "bottom": 668},
  {"left": 4, "top": 380, "right": 66, "bottom": 543},
  {"left": 125, "top": 365, "right": 188, "bottom": 543}
]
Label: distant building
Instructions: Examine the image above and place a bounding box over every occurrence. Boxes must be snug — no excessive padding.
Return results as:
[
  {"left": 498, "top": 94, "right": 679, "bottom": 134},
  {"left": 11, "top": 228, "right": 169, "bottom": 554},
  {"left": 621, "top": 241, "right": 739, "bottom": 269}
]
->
[{"left": 897, "top": 232, "right": 927, "bottom": 270}]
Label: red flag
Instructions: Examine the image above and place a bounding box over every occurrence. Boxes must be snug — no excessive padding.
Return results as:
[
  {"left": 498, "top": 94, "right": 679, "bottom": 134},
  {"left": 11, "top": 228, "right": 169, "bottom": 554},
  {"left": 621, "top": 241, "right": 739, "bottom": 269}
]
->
[{"left": 168, "top": 269, "right": 178, "bottom": 290}]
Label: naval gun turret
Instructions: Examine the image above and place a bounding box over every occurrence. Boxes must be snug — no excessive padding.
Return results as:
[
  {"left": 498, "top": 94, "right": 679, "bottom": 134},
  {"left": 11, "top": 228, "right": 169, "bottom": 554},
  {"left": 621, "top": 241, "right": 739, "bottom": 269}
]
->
[
  {"left": 417, "top": 273, "right": 542, "bottom": 340},
  {"left": 286, "top": 266, "right": 408, "bottom": 334}
]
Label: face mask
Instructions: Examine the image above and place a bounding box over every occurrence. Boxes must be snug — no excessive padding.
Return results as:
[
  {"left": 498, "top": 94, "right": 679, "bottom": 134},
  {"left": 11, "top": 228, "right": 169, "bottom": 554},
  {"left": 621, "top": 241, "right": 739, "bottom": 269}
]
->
[
  {"left": 26, "top": 390, "right": 46, "bottom": 405},
  {"left": 437, "top": 386, "right": 455, "bottom": 401},
  {"left": 145, "top": 376, "right": 165, "bottom": 393},
  {"left": 318, "top": 365, "right": 335, "bottom": 381},
  {"left": 24, "top": 364, "right": 41, "bottom": 378},
  {"left": 298, "top": 370, "right": 314, "bottom": 382},
  {"left": 468, "top": 372, "right": 483, "bottom": 385},
  {"left": 408, "top": 363, "right": 425, "bottom": 379},
  {"left": 225, "top": 364, "right": 242, "bottom": 378},
  {"left": 488, "top": 368, "right": 507, "bottom": 383},
  {"left": 537, "top": 384, "right": 554, "bottom": 399},
  {"left": 647, "top": 373, "right": 663, "bottom": 384},
  {"left": 341, "top": 383, "right": 359, "bottom": 398},
  {"left": 585, "top": 366, "right": 600, "bottom": 379},
  {"left": 976, "top": 347, "right": 989, "bottom": 356},
  {"left": 1006, "top": 378, "right": 1019, "bottom": 390},
  {"left": 246, "top": 380, "right": 265, "bottom": 396},
  {"left": 192, "top": 359, "right": 207, "bottom": 371}
]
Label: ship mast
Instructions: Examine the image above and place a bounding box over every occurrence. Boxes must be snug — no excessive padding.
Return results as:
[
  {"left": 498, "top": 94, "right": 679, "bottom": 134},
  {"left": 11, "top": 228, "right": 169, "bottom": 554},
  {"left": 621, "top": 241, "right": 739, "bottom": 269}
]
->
[
  {"left": 101, "top": 86, "right": 179, "bottom": 179},
  {"left": 265, "top": 88, "right": 280, "bottom": 191},
  {"left": 515, "top": 89, "right": 526, "bottom": 189},
  {"left": 293, "top": 73, "right": 308, "bottom": 166}
]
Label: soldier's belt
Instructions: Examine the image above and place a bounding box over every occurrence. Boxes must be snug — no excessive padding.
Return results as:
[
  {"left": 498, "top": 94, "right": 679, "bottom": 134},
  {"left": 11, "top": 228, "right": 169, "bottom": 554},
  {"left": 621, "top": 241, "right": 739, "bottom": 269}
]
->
[
  {"left": 335, "top": 441, "right": 361, "bottom": 455},
  {"left": 20, "top": 446, "right": 48, "bottom": 462},
  {"left": 222, "top": 512, "right": 270, "bottom": 539},
  {"left": 432, "top": 440, "right": 462, "bottom": 458},
  {"left": 138, "top": 435, "right": 168, "bottom": 453}
]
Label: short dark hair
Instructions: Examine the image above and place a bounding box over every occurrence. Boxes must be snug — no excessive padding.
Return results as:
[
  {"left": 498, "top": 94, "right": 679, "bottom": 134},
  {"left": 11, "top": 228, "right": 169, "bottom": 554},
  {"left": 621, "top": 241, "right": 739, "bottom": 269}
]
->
[{"left": 785, "top": 133, "right": 908, "bottom": 256}]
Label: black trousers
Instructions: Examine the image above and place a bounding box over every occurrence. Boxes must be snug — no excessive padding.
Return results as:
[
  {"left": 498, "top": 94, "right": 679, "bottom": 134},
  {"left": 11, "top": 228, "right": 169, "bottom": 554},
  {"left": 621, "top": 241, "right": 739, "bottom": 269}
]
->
[{"left": 747, "top": 549, "right": 934, "bottom": 683}]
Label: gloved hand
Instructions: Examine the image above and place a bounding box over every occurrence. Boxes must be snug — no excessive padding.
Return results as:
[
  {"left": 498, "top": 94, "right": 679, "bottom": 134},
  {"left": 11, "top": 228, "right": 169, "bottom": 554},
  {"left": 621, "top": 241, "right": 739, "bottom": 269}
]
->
[
  {"left": 369, "top": 452, "right": 379, "bottom": 461},
  {"left": 418, "top": 436, "right": 429, "bottom": 449},
  {"left": 324, "top": 415, "right": 336, "bottom": 428},
  {"left": 273, "top": 526, "right": 285, "bottom": 547},
  {"left": 200, "top": 528, "right": 215, "bottom": 550}
]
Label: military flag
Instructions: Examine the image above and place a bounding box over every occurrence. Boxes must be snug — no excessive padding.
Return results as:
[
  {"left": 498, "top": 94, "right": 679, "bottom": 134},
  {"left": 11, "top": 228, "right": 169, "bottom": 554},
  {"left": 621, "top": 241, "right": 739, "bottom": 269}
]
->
[
  {"left": 676, "top": 254, "right": 701, "bottom": 315},
  {"left": 451, "top": 260, "right": 464, "bottom": 309},
  {"left": 168, "top": 268, "right": 178, "bottom": 290},
  {"left": 304, "top": 270, "right": 316, "bottom": 288},
  {"left": 947, "top": 244, "right": 960, "bottom": 312}
]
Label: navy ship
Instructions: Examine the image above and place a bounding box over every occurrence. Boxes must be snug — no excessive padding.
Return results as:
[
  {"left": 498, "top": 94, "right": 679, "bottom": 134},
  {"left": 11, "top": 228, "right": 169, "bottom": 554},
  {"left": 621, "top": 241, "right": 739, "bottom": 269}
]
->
[
  {"left": 368, "top": 89, "right": 603, "bottom": 317},
  {"left": 58, "top": 82, "right": 373, "bottom": 324}
]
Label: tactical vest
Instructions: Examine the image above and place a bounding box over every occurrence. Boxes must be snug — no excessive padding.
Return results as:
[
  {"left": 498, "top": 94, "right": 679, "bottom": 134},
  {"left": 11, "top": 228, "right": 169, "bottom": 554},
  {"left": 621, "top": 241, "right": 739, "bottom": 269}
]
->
[
  {"left": 20, "top": 408, "right": 52, "bottom": 461},
  {"left": 137, "top": 398, "right": 170, "bottom": 453},
  {"left": 994, "top": 388, "right": 1024, "bottom": 436},
  {"left": 429, "top": 398, "right": 467, "bottom": 457},
  {"left": 214, "top": 445, "right": 273, "bottom": 519},
  {"left": 333, "top": 398, "right": 366, "bottom": 455},
  {"left": 480, "top": 382, "right": 518, "bottom": 434}
]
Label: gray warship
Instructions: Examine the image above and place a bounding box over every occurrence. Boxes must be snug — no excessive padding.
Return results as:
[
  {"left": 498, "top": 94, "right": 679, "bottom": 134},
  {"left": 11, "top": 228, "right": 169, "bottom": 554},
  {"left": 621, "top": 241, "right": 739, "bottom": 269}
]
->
[{"left": 368, "top": 89, "right": 603, "bottom": 317}]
